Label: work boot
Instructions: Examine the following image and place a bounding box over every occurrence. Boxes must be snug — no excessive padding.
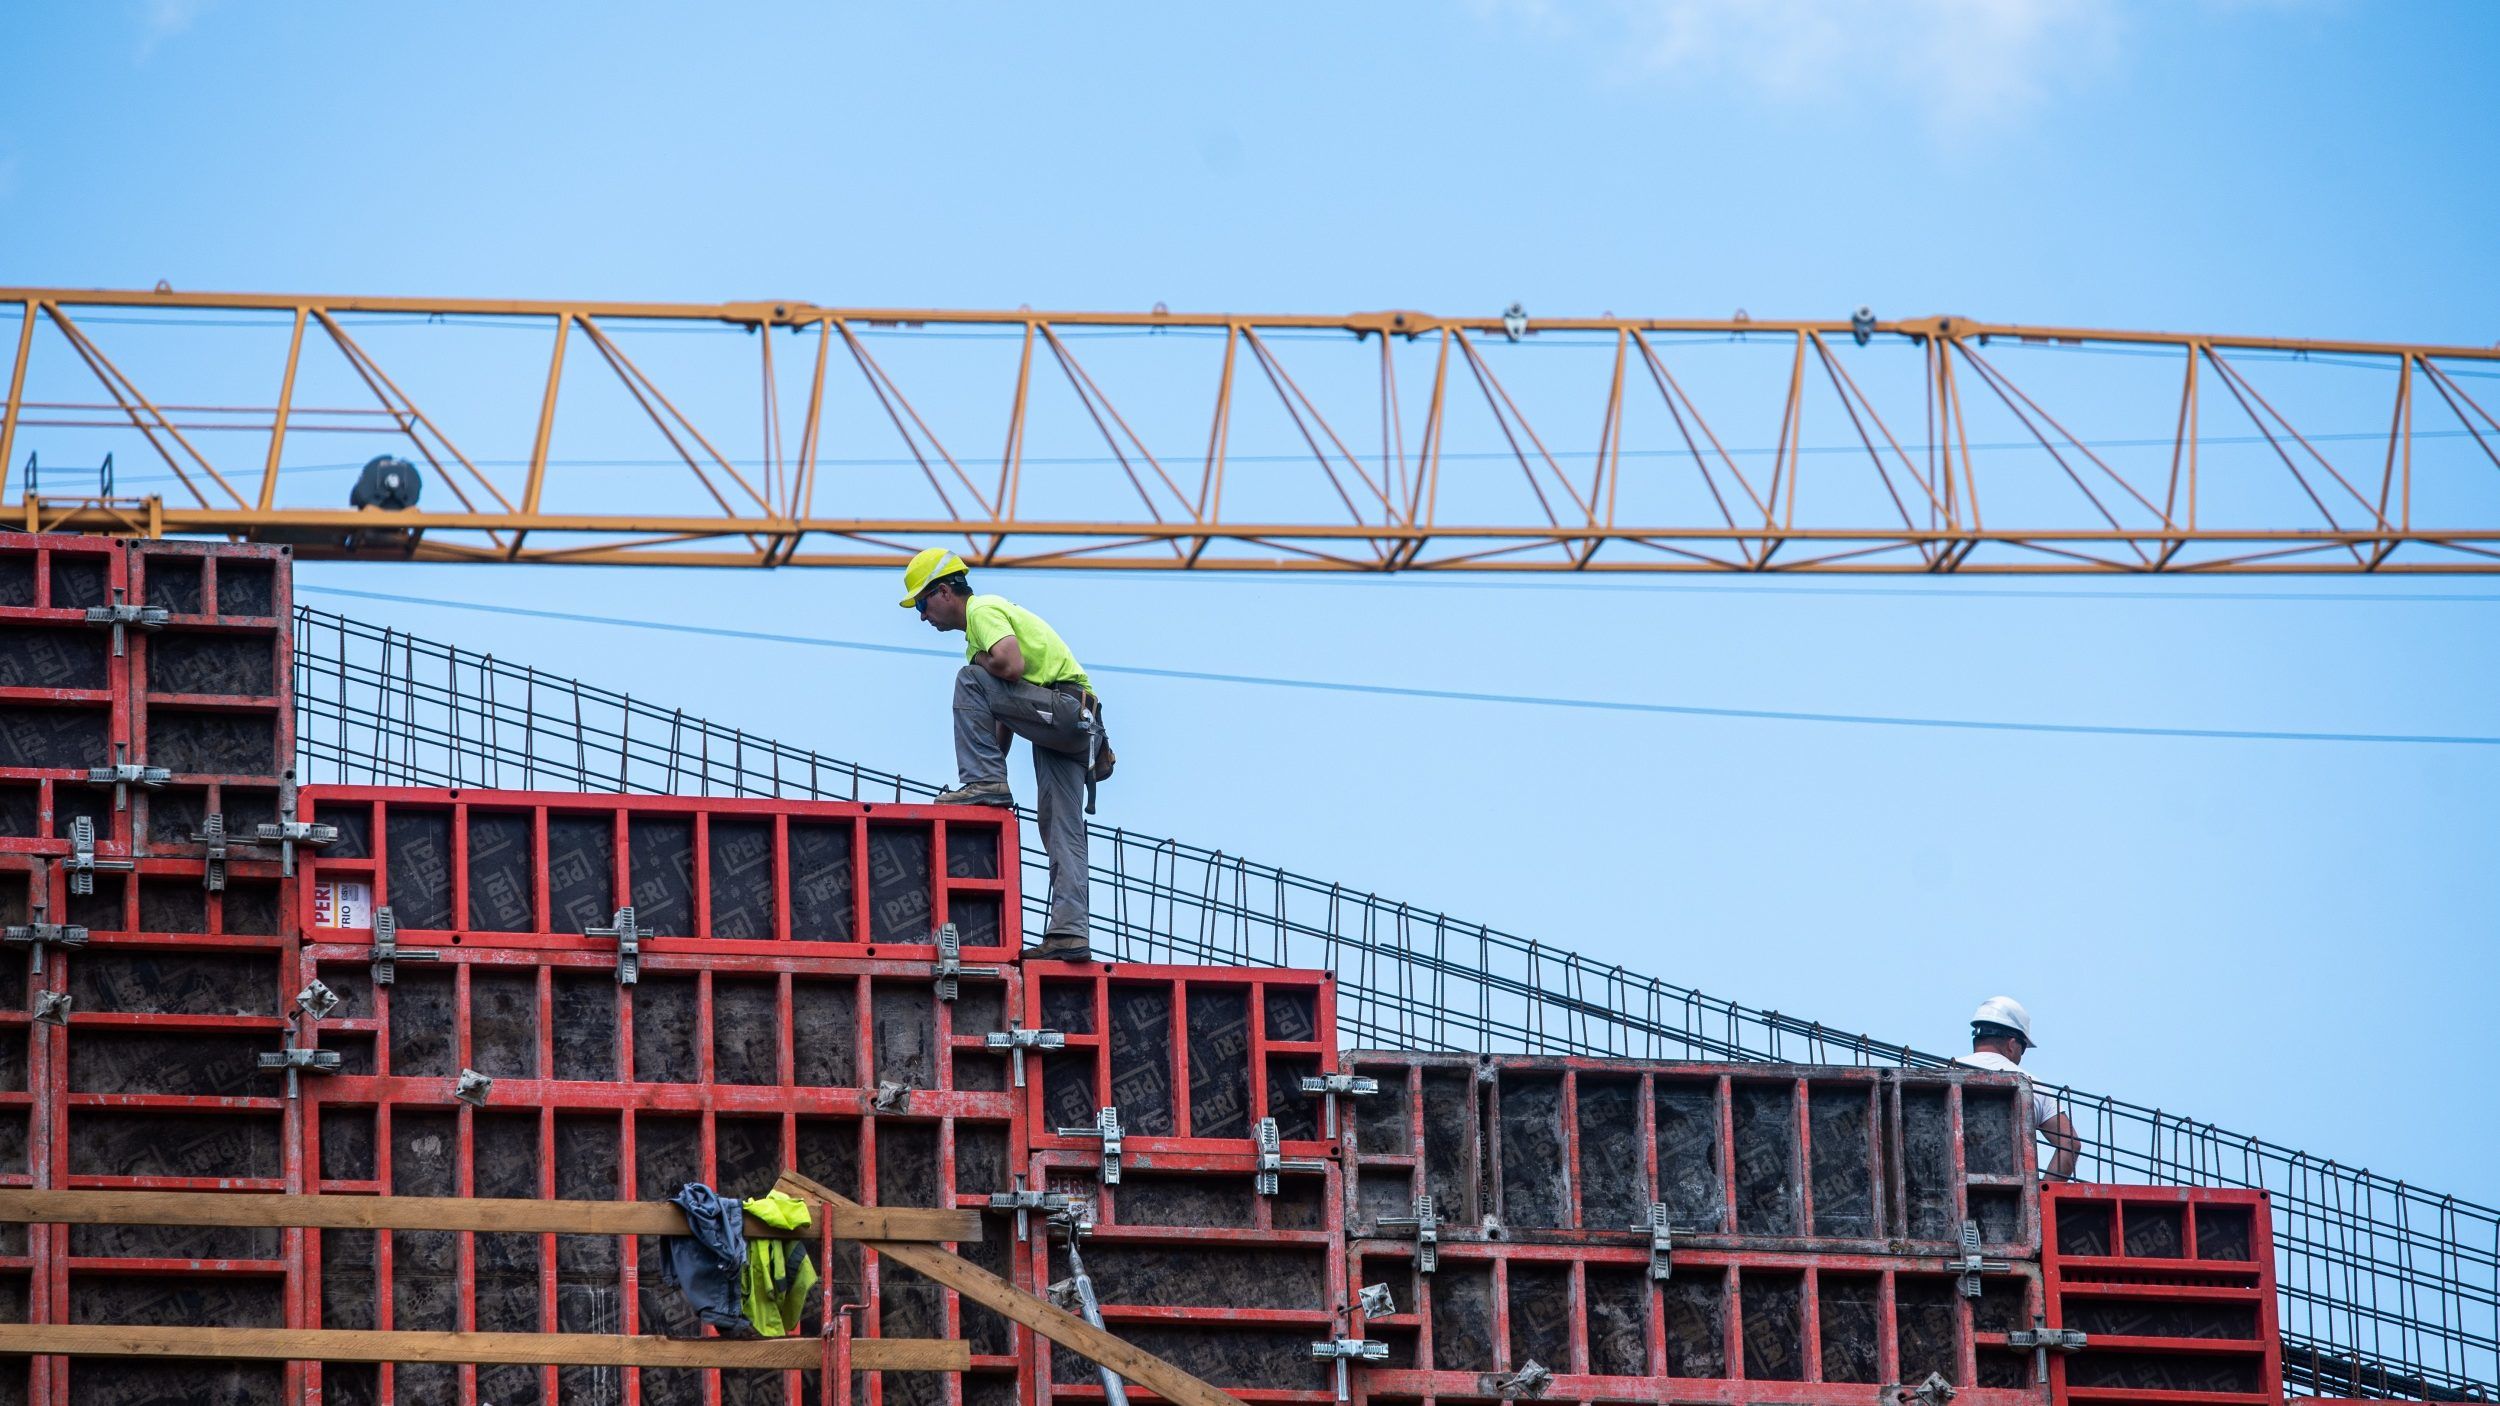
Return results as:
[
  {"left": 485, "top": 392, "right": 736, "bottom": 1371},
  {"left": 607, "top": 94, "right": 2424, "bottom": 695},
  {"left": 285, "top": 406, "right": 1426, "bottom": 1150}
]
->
[
  {"left": 932, "top": 779, "right": 1015, "bottom": 807},
  {"left": 1022, "top": 934, "right": 1093, "bottom": 963}
]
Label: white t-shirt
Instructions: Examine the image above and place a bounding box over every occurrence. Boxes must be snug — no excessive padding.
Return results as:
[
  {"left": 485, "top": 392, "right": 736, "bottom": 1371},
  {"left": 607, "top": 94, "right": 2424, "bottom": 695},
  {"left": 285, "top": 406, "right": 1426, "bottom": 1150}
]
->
[{"left": 1953, "top": 1051, "right": 2062, "bottom": 1132}]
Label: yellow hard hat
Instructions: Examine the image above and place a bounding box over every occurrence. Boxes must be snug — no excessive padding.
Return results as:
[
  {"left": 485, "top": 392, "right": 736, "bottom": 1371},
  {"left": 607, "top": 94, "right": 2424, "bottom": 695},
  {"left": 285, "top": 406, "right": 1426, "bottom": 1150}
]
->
[{"left": 898, "top": 547, "right": 970, "bottom": 607}]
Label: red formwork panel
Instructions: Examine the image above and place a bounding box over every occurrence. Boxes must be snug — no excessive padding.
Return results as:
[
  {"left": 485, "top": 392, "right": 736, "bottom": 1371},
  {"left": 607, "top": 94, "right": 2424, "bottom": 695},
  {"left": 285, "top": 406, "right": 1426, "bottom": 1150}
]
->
[
  {"left": 1022, "top": 964, "right": 1342, "bottom": 1162},
  {"left": 7, "top": 845, "right": 304, "bottom": 1406},
  {"left": 295, "top": 890, "right": 1033, "bottom": 1406},
  {"left": 123, "top": 540, "right": 295, "bottom": 858},
  {"left": 295, "top": 787, "right": 1023, "bottom": 963},
  {"left": 2042, "top": 1186, "right": 2281, "bottom": 1406},
  {"left": 1026, "top": 1148, "right": 1348, "bottom": 1406},
  {"left": 0, "top": 534, "right": 131, "bottom": 860},
  {"left": 1342, "top": 1054, "right": 2040, "bottom": 1260},
  {"left": 1345, "top": 1237, "right": 2048, "bottom": 1406}
]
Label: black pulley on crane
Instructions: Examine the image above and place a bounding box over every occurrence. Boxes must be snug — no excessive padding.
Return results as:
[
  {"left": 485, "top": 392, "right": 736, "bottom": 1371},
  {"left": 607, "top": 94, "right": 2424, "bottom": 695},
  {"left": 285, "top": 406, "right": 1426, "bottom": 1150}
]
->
[{"left": 348, "top": 455, "right": 422, "bottom": 511}]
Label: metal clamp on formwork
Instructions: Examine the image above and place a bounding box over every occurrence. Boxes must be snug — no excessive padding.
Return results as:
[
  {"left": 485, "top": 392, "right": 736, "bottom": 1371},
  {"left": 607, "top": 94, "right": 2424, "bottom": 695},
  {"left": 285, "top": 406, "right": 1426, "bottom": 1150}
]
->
[
  {"left": 84, "top": 745, "right": 170, "bottom": 813},
  {"left": 1892, "top": 1372, "right": 1957, "bottom": 1406},
  {"left": 931, "top": 923, "right": 1001, "bottom": 1003},
  {"left": 369, "top": 906, "right": 440, "bottom": 987},
  {"left": 983, "top": 1023, "right": 1064, "bottom": 1088},
  {"left": 1358, "top": 1283, "right": 1396, "bottom": 1318},
  {"left": 587, "top": 906, "right": 643, "bottom": 985},
  {"left": 188, "top": 813, "right": 229, "bottom": 891},
  {"left": 1297, "top": 1072, "right": 1377, "bottom": 1139},
  {"left": 31, "top": 991, "right": 71, "bottom": 1027},
  {"left": 82, "top": 595, "right": 167, "bottom": 657},
  {"left": 1254, "top": 1117, "right": 1328, "bottom": 1196},
  {"left": 1311, "top": 1338, "right": 1389, "bottom": 1403},
  {"left": 62, "top": 816, "right": 134, "bottom": 895},
  {"left": 986, "top": 1182, "right": 1075, "bottom": 1242},
  {"left": 2007, "top": 1321, "right": 2087, "bottom": 1353},
  {"left": 1494, "top": 1359, "right": 1552, "bottom": 1399},
  {"left": 1055, "top": 1106, "right": 1124, "bottom": 1185},
  {"left": 1950, "top": 1219, "right": 2010, "bottom": 1298},
  {"left": 262, "top": 980, "right": 344, "bottom": 1100},
  {"left": 1378, "top": 1194, "right": 1440, "bottom": 1273},
  {"left": 1647, "top": 1201, "right": 1675, "bottom": 1280},
  {"left": 2, "top": 902, "right": 87, "bottom": 976},
  {"left": 253, "top": 771, "right": 337, "bottom": 877}
]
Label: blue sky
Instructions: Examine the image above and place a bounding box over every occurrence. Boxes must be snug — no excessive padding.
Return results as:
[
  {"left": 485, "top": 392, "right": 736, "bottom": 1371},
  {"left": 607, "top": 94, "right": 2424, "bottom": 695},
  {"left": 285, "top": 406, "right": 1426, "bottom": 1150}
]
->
[{"left": 3, "top": 2, "right": 2496, "bottom": 1198}]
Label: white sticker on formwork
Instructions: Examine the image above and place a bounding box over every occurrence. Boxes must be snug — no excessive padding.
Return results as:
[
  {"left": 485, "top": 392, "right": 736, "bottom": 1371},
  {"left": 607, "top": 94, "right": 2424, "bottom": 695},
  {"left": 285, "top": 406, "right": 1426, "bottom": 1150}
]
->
[{"left": 313, "top": 880, "right": 373, "bottom": 930}]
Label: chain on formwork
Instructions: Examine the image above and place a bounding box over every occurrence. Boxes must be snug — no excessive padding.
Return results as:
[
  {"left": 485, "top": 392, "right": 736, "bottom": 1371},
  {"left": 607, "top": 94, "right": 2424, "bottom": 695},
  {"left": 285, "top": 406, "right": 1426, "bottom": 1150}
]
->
[{"left": 290, "top": 605, "right": 2497, "bottom": 1401}]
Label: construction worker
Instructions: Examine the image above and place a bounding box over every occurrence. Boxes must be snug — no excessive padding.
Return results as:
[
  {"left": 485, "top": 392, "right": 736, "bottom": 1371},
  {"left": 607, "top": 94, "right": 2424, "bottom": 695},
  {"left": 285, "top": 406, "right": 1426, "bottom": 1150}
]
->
[
  {"left": 1954, "top": 996, "right": 2080, "bottom": 1180},
  {"left": 899, "top": 548, "right": 1112, "bottom": 961}
]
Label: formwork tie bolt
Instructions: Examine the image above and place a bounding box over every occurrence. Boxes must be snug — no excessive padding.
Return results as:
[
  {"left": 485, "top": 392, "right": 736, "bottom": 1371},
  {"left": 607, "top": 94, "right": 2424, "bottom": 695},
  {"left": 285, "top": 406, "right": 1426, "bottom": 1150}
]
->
[{"left": 453, "top": 1069, "right": 494, "bottom": 1107}]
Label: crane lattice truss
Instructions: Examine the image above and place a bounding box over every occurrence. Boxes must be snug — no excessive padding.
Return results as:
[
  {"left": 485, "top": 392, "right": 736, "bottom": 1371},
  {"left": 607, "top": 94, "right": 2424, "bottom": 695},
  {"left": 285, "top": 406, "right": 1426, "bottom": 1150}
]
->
[{"left": 6, "top": 286, "right": 2499, "bottom": 572}]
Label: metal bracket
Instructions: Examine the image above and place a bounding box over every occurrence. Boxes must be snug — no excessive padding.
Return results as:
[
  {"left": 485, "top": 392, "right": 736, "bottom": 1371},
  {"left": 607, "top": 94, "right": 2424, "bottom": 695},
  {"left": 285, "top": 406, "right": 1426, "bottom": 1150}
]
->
[
  {"left": 86, "top": 745, "right": 170, "bottom": 813},
  {"left": 1378, "top": 1193, "right": 1440, "bottom": 1273},
  {"left": 257, "top": 1044, "right": 342, "bottom": 1098},
  {"left": 63, "top": 815, "right": 135, "bottom": 894},
  {"left": 1311, "top": 1338, "right": 1389, "bottom": 1402},
  {"left": 369, "top": 906, "right": 440, "bottom": 987},
  {"left": 1494, "top": 1359, "right": 1551, "bottom": 1399},
  {"left": 932, "top": 922, "right": 1002, "bottom": 1002},
  {"left": 1357, "top": 1282, "right": 1397, "bottom": 1319},
  {"left": 873, "top": 1081, "right": 913, "bottom": 1113},
  {"left": 586, "top": 906, "right": 642, "bottom": 985},
  {"left": 1893, "top": 1372, "right": 1957, "bottom": 1406},
  {"left": 1951, "top": 1219, "right": 2011, "bottom": 1297},
  {"left": 1297, "top": 1071, "right": 1378, "bottom": 1139},
  {"left": 254, "top": 768, "right": 336, "bottom": 877},
  {"left": 82, "top": 596, "right": 167, "bottom": 656},
  {"left": 453, "top": 1069, "right": 494, "bottom": 1107},
  {"left": 1254, "top": 1116, "right": 1327, "bottom": 1195},
  {"left": 2007, "top": 1326, "right": 2088, "bottom": 1352},
  {"left": 983, "top": 1023, "right": 1065, "bottom": 1088},
  {"left": 32, "top": 991, "right": 72, "bottom": 1027},
  {"left": 2, "top": 904, "right": 88, "bottom": 976},
  {"left": 986, "top": 1184, "right": 1075, "bottom": 1242},
  {"left": 1647, "top": 1201, "right": 1675, "bottom": 1280},
  {"left": 189, "top": 812, "right": 229, "bottom": 891},
  {"left": 1054, "top": 1106, "right": 1124, "bottom": 1185}
]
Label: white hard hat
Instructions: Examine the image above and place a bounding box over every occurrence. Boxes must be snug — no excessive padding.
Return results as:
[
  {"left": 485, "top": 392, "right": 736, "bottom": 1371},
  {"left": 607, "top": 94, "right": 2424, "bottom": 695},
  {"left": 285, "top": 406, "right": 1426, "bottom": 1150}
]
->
[{"left": 1970, "top": 995, "right": 2036, "bottom": 1047}]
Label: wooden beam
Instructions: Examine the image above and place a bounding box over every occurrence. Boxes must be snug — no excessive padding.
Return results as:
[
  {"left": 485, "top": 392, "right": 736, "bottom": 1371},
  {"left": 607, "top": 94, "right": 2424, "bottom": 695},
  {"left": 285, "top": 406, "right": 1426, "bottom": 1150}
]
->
[
  {"left": 775, "top": 1171, "right": 1251, "bottom": 1406},
  {"left": 0, "top": 1189, "right": 978, "bottom": 1244},
  {"left": 0, "top": 1324, "right": 967, "bottom": 1371}
]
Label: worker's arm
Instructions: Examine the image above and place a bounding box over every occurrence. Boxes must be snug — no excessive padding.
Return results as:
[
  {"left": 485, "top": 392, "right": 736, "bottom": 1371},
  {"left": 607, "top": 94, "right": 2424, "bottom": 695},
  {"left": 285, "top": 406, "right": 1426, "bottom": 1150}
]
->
[
  {"left": 974, "top": 633, "right": 1026, "bottom": 682},
  {"left": 2040, "top": 1110, "right": 2081, "bottom": 1181}
]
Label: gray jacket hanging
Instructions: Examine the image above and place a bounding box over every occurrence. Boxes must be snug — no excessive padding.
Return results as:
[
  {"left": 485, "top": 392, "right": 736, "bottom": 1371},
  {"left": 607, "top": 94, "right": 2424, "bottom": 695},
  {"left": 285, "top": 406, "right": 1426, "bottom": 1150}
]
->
[{"left": 660, "top": 1182, "right": 751, "bottom": 1332}]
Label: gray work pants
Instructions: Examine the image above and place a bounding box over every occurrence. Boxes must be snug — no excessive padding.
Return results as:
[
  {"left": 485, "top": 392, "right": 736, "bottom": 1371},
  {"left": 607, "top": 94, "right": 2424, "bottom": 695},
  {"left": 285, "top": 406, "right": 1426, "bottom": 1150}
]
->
[{"left": 953, "top": 665, "right": 1091, "bottom": 939}]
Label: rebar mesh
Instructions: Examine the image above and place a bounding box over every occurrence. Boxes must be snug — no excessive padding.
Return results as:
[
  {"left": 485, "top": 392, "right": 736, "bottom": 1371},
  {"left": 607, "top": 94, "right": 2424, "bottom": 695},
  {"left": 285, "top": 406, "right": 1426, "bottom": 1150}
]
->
[{"left": 291, "top": 605, "right": 2497, "bottom": 1400}]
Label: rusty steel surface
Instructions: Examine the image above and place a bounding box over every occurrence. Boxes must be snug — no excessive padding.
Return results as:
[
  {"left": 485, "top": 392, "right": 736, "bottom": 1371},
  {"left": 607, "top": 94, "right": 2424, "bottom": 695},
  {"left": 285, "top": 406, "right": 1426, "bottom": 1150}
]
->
[{"left": 6, "top": 290, "right": 2500, "bottom": 571}]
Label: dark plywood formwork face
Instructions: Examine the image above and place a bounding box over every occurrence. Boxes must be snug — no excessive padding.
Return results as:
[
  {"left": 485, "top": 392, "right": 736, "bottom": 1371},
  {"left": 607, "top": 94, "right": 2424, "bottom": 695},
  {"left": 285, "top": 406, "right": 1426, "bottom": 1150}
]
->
[{"left": 1344, "top": 1055, "right": 2039, "bottom": 1257}]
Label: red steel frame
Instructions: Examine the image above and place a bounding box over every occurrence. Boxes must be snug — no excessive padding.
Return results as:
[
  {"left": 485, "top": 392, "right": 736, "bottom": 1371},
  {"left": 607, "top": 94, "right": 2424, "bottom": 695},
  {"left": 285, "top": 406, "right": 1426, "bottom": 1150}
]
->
[
  {"left": 1343, "top": 1054, "right": 2041, "bottom": 1257},
  {"left": 295, "top": 788, "right": 1023, "bottom": 965},
  {"left": 27, "top": 843, "right": 299, "bottom": 1406},
  {"left": 1026, "top": 1148, "right": 1348, "bottom": 1406},
  {"left": 1346, "top": 1237, "right": 2048, "bottom": 1406},
  {"left": 0, "top": 534, "right": 130, "bottom": 861},
  {"left": 125, "top": 539, "right": 295, "bottom": 856},
  {"left": 291, "top": 786, "right": 1033, "bottom": 1406},
  {"left": 1022, "top": 964, "right": 1341, "bottom": 1161},
  {"left": 2042, "top": 1186, "right": 2282, "bottom": 1406}
]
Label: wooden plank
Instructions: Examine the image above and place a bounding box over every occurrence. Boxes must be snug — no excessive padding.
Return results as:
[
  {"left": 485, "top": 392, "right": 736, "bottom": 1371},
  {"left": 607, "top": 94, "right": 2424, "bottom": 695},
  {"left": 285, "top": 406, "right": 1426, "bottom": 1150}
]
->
[
  {"left": 775, "top": 1171, "right": 1251, "bottom": 1406},
  {"left": 0, "top": 1323, "right": 967, "bottom": 1371},
  {"left": 0, "top": 1188, "right": 978, "bottom": 1243}
]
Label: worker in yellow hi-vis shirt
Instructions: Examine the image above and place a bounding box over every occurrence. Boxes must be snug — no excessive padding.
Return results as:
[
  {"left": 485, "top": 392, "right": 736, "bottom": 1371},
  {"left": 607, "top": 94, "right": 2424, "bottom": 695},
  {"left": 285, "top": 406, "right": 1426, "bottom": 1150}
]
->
[{"left": 899, "top": 548, "right": 1114, "bottom": 961}]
